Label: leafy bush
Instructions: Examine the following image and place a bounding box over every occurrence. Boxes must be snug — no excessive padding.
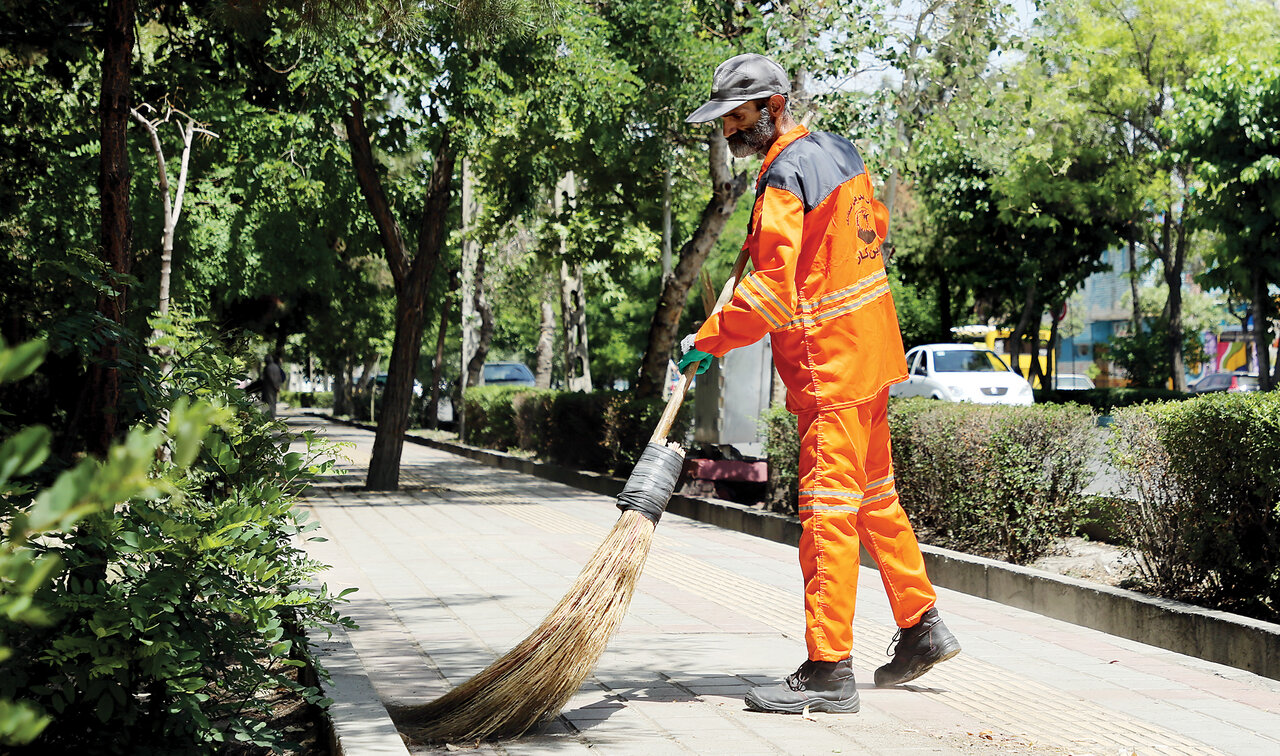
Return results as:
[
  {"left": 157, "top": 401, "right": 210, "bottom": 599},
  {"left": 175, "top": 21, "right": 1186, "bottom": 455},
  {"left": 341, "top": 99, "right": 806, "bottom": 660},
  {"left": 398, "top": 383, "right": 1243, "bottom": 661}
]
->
[
  {"left": 512, "top": 390, "right": 555, "bottom": 458},
  {"left": 459, "top": 388, "right": 690, "bottom": 476},
  {"left": 546, "top": 392, "right": 612, "bottom": 472},
  {"left": 281, "top": 390, "right": 334, "bottom": 409},
  {"left": 1, "top": 320, "right": 354, "bottom": 754},
  {"left": 1033, "top": 387, "right": 1187, "bottom": 414},
  {"left": 1109, "top": 392, "right": 1280, "bottom": 620},
  {"left": 889, "top": 399, "right": 1097, "bottom": 563},
  {"left": 762, "top": 399, "right": 1096, "bottom": 563},
  {"left": 462, "top": 385, "right": 538, "bottom": 449},
  {"left": 760, "top": 405, "right": 800, "bottom": 513},
  {"left": 601, "top": 394, "right": 690, "bottom": 476},
  {"left": 1107, "top": 327, "right": 1206, "bottom": 389}
]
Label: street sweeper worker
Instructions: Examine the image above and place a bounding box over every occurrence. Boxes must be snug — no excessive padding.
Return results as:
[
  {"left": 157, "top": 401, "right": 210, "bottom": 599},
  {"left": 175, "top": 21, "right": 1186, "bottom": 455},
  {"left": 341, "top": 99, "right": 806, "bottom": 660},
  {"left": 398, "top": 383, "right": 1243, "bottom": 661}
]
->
[{"left": 678, "top": 53, "right": 961, "bottom": 715}]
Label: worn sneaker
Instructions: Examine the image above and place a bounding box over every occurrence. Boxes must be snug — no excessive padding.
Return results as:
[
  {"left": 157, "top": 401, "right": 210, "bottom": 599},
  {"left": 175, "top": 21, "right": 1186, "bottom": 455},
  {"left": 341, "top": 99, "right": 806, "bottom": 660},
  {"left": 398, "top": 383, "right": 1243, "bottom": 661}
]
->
[
  {"left": 874, "top": 607, "right": 961, "bottom": 687},
  {"left": 744, "top": 658, "right": 860, "bottom": 714}
]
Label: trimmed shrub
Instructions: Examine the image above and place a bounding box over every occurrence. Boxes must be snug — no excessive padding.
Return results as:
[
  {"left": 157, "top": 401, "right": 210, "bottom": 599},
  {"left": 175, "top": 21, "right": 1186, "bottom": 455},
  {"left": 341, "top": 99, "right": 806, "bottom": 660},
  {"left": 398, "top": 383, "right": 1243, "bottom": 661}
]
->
[
  {"left": 889, "top": 399, "right": 1097, "bottom": 563},
  {"left": 761, "top": 400, "right": 1096, "bottom": 563},
  {"left": 547, "top": 392, "right": 612, "bottom": 472},
  {"left": 512, "top": 390, "right": 555, "bottom": 458},
  {"left": 462, "top": 385, "right": 537, "bottom": 450},
  {"left": 281, "top": 390, "right": 334, "bottom": 409},
  {"left": 1109, "top": 392, "right": 1280, "bottom": 621},
  {"left": 760, "top": 405, "right": 800, "bottom": 513},
  {"left": 1033, "top": 387, "right": 1187, "bottom": 414},
  {"left": 456, "top": 388, "right": 691, "bottom": 477},
  {"left": 602, "top": 394, "right": 691, "bottom": 476}
]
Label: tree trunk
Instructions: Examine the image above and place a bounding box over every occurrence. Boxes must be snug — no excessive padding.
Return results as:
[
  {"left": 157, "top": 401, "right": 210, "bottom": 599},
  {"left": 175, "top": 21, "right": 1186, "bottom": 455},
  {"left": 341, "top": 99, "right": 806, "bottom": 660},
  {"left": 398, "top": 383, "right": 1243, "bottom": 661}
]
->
[
  {"left": 85, "top": 0, "right": 134, "bottom": 456},
  {"left": 535, "top": 293, "right": 555, "bottom": 388},
  {"left": 1007, "top": 279, "right": 1038, "bottom": 379},
  {"left": 457, "top": 159, "right": 482, "bottom": 442},
  {"left": 661, "top": 165, "right": 673, "bottom": 278},
  {"left": 465, "top": 263, "right": 493, "bottom": 390},
  {"left": 424, "top": 272, "right": 458, "bottom": 430},
  {"left": 555, "top": 171, "right": 592, "bottom": 392},
  {"left": 635, "top": 133, "right": 750, "bottom": 398},
  {"left": 332, "top": 355, "right": 354, "bottom": 417},
  {"left": 937, "top": 265, "right": 954, "bottom": 342},
  {"left": 1048, "top": 304, "right": 1062, "bottom": 389},
  {"left": 560, "top": 260, "right": 592, "bottom": 392},
  {"left": 344, "top": 98, "right": 454, "bottom": 490},
  {"left": 1128, "top": 235, "right": 1141, "bottom": 335},
  {"left": 1026, "top": 308, "right": 1046, "bottom": 389},
  {"left": 1156, "top": 215, "right": 1189, "bottom": 392},
  {"left": 1254, "top": 265, "right": 1274, "bottom": 392}
]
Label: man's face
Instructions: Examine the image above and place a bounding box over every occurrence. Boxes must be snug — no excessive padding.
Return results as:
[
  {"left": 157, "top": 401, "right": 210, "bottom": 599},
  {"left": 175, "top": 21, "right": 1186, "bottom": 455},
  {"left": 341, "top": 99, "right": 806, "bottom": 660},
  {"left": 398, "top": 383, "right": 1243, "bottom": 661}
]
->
[{"left": 722, "top": 101, "right": 775, "bottom": 158}]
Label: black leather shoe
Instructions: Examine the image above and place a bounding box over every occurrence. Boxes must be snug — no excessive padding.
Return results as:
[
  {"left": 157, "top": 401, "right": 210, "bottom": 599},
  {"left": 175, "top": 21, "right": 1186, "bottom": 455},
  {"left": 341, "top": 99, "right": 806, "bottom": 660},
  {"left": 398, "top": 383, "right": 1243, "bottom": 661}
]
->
[
  {"left": 744, "top": 658, "right": 860, "bottom": 714},
  {"left": 874, "top": 607, "right": 961, "bottom": 687}
]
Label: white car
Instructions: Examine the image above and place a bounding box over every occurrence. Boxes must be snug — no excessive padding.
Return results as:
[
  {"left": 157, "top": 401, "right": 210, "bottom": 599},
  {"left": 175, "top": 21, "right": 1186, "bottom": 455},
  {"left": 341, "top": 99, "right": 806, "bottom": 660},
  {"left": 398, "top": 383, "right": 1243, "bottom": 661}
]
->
[
  {"left": 1053, "top": 373, "right": 1096, "bottom": 390},
  {"left": 890, "top": 344, "right": 1034, "bottom": 405}
]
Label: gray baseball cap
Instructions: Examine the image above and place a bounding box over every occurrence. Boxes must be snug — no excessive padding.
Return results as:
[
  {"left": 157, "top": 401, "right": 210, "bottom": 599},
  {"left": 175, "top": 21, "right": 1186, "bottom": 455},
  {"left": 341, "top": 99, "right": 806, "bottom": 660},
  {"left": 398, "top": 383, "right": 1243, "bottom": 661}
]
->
[{"left": 686, "top": 53, "right": 790, "bottom": 123}]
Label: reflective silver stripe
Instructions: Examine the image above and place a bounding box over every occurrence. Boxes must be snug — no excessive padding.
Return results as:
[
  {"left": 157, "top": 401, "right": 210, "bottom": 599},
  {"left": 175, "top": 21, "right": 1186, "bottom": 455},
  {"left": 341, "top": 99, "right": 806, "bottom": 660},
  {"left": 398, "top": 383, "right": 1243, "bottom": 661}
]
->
[
  {"left": 783, "top": 277, "right": 891, "bottom": 329},
  {"left": 865, "top": 473, "right": 895, "bottom": 492},
  {"left": 748, "top": 274, "right": 795, "bottom": 320},
  {"left": 798, "top": 503, "right": 861, "bottom": 514},
  {"left": 738, "top": 285, "right": 784, "bottom": 330},
  {"left": 860, "top": 488, "right": 898, "bottom": 507},
  {"left": 802, "top": 268, "right": 887, "bottom": 312},
  {"left": 811, "top": 282, "right": 890, "bottom": 324},
  {"left": 799, "top": 489, "right": 863, "bottom": 499}
]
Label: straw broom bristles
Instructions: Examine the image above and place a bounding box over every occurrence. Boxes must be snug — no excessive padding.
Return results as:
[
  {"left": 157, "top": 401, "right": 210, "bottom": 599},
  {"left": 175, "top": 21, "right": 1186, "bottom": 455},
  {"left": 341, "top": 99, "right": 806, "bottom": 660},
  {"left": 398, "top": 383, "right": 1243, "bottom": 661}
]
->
[
  {"left": 401, "top": 508, "right": 656, "bottom": 744},
  {"left": 401, "top": 251, "right": 750, "bottom": 745}
]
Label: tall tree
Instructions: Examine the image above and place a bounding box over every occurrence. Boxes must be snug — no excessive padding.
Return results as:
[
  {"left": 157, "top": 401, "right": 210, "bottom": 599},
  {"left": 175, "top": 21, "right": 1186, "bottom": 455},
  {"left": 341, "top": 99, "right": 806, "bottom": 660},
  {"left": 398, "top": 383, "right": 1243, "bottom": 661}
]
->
[
  {"left": 86, "top": 0, "right": 136, "bottom": 455},
  {"left": 1041, "top": 0, "right": 1279, "bottom": 390},
  {"left": 1175, "top": 59, "right": 1280, "bottom": 390}
]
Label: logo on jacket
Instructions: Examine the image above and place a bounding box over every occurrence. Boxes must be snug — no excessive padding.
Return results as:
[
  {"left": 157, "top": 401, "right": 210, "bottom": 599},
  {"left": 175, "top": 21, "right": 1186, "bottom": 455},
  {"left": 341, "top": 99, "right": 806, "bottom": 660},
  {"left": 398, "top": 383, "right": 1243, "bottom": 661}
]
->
[{"left": 853, "top": 200, "right": 878, "bottom": 245}]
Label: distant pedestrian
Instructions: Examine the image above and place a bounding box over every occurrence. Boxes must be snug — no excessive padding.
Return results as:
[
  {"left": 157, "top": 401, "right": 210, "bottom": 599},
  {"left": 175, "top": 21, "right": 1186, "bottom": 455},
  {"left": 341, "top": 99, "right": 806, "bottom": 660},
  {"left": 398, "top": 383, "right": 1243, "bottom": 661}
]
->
[
  {"left": 681, "top": 53, "right": 960, "bottom": 715},
  {"left": 262, "top": 354, "right": 285, "bottom": 419}
]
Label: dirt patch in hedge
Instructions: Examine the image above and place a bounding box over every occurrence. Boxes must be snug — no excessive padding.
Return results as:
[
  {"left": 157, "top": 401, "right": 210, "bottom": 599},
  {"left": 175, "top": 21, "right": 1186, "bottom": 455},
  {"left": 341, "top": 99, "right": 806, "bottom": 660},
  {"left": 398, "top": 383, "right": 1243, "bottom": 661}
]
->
[{"left": 1027, "top": 536, "right": 1143, "bottom": 588}]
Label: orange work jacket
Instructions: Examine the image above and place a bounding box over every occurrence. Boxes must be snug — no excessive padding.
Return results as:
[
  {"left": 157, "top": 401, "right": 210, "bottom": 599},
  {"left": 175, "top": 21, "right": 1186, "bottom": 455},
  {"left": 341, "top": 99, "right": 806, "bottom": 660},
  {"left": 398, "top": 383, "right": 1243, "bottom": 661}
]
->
[{"left": 694, "top": 124, "right": 908, "bottom": 412}]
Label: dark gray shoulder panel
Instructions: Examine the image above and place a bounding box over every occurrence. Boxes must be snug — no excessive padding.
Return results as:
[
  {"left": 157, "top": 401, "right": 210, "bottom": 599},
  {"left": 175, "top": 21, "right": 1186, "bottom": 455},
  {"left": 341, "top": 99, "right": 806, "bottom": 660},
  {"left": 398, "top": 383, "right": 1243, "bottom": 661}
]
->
[{"left": 757, "top": 132, "right": 867, "bottom": 212}]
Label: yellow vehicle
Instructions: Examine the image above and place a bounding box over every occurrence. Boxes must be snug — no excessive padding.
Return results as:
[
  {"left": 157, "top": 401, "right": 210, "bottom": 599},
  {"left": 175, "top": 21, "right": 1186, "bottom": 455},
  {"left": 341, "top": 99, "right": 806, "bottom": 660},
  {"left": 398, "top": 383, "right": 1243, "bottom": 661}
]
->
[{"left": 950, "top": 326, "right": 1055, "bottom": 388}]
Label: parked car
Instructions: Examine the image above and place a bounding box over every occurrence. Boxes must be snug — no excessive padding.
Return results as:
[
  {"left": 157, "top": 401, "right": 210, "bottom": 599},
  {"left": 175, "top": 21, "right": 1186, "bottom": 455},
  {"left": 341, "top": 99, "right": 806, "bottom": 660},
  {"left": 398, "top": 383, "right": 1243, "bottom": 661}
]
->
[
  {"left": 482, "top": 362, "right": 536, "bottom": 387},
  {"left": 1053, "top": 373, "right": 1096, "bottom": 391},
  {"left": 1190, "top": 372, "right": 1259, "bottom": 394},
  {"left": 373, "top": 373, "right": 424, "bottom": 396},
  {"left": 890, "top": 344, "right": 1035, "bottom": 405}
]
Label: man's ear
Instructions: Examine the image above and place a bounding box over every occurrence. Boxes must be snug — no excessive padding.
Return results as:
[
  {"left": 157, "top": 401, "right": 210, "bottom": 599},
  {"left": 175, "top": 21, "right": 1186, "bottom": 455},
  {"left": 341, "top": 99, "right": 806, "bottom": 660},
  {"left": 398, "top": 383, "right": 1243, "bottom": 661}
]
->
[{"left": 768, "top": 93, "right": 787, "bottom": 117}]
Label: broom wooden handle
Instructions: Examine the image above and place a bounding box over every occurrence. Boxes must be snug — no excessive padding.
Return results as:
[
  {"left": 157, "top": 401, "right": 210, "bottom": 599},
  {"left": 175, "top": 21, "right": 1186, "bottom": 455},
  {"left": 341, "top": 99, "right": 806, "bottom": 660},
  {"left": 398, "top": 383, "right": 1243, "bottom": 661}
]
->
[{"left": 650, "top": 247, "right": 752, "bottom": 444}]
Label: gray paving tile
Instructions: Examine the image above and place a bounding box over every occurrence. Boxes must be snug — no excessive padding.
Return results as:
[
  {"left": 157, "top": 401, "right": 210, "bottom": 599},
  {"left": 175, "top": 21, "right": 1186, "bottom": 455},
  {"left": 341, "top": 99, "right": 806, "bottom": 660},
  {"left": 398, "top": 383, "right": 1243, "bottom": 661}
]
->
[{"left": 288, "top": 413, "right": 1280, "bottom": 756}]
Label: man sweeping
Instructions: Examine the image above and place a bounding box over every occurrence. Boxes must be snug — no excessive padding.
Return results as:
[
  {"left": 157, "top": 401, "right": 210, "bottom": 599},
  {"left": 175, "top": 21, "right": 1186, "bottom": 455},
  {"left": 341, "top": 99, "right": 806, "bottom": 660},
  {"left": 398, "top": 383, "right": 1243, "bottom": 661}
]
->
[{"left": 680, "top": 53, "right": 960, "bottom": 715}]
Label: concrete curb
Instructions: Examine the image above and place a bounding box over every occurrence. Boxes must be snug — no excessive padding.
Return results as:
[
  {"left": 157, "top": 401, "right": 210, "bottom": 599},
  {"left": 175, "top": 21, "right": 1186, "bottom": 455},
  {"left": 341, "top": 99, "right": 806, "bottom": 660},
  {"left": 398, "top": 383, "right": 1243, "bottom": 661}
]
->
[
  {"left": 311, "top": 623, "right": 411, "bottom": 756},
  {"left": 312, "top": 413, "right": 1280, "bottom": 682}
]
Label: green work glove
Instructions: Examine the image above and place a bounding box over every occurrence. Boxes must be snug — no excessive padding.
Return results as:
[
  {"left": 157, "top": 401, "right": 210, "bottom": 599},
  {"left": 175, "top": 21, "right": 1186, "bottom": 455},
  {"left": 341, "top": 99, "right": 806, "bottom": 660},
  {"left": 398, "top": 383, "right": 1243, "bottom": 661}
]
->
[{"left": 677, "top": 334, "right": 714, "bottom": 375}]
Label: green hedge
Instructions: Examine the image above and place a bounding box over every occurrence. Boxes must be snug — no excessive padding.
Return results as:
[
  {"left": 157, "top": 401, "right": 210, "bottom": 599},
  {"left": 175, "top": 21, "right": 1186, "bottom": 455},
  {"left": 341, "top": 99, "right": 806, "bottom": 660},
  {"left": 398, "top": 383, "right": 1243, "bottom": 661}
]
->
[
  {"left": 1109, "top": 392, "right": 1280, "bottom": 621},
  {"left": 461, "top": 385, "right": 534, "bottom": 450},
  {"left": 281, "top": 390, "right": 334, "bottom": 409},
  {"left": 1033, "top": 387, "right": 1187, "bottom": 414},
  {"left": 461, "top": 387, "right": 690, "bottom": 477},
  {"left": 760, "top": 399, "right": 1097, "bottom": 564},
  {"left": 761, "top": 405, "right": 800, "bottom": 512}
]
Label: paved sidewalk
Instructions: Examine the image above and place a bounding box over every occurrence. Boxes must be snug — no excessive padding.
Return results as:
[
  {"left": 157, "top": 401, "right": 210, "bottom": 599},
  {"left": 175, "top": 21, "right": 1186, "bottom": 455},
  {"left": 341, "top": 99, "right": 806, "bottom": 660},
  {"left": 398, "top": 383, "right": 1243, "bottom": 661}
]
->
[{"left": 288, "top": 413, "right": 1280, "bottom": 755}]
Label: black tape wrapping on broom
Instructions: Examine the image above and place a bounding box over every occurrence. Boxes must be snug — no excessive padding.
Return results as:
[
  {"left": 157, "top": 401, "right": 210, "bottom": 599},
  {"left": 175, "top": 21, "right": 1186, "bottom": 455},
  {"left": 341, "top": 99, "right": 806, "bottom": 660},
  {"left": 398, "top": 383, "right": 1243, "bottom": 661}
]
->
[{"left": 616, "top": 442, "right": 686, "bottom": 524}]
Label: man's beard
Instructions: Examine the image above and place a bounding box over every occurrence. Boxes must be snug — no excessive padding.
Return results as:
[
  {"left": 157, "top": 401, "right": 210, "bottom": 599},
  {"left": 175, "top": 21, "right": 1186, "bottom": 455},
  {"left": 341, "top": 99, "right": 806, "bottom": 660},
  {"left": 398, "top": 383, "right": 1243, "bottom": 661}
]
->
[{"left": 727, "top": 107, "right": 774, "bottom": 158}]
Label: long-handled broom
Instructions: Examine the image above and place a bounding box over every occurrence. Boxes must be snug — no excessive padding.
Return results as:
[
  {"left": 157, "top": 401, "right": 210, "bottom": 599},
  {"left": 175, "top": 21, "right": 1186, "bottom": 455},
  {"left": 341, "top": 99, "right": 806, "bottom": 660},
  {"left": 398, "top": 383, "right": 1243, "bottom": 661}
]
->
[{"left": 401, "top": 249, "right": 751, "bottom": 744}]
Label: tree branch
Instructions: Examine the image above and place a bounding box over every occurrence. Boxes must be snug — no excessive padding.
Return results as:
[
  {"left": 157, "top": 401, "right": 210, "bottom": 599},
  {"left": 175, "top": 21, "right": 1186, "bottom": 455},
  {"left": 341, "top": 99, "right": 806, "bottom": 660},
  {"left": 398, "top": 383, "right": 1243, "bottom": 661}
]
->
[{"left": 343, "top": 97, "right": 411, "bottom": 287}]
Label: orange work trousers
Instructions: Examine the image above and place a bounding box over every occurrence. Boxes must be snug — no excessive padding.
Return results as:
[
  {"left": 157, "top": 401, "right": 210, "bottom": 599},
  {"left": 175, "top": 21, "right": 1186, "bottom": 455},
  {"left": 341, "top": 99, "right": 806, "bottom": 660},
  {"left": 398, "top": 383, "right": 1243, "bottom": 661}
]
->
[{"left": 797, "top": 388, "right": 936, "bottom": 661}]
